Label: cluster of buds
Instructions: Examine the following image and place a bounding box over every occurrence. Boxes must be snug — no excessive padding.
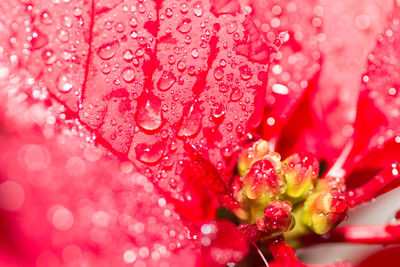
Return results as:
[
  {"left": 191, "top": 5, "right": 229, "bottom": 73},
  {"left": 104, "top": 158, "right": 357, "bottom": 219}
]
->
[{"left": 235, "top": 139, "right": 348, "bottom": 241}]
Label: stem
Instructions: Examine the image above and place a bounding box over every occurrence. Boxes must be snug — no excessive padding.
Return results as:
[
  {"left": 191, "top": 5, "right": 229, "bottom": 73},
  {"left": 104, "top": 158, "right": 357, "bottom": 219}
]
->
[
  {"left": 266, "top": 237, "right": 305, "bottom": 267},
  {"left": 346, "top": 162, "right": 400, "bottom": 207}
]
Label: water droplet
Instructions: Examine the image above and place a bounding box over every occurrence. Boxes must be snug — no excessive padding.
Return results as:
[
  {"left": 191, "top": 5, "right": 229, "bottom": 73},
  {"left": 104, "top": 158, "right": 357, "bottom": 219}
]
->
[
  {"left": 115, "top": 22, "right": 125, "bottom": 33},
  {"left": 123, "top": 49, "right": 134, "bottom": 61},
  {"left": 121, "top": 67, "right": 135, "bottom": 83},
  {"left": 193, "top": 2, "right": 203, "bottom": 17},
  {"left": 177, "top": 61, "right": 186, "bottom": 71},
  {"left": 102, "top": 64, "right": 111, "bottom": 74},
  {"left": 31, "top": 30, "right": 48, "bottom": 50},
  {"left": 191, "top": 48, "right": 199, "bottom": 59},
  {"left": 219, "top": 83, "right": 229, "bottom": 93},
  {"left": 137, "top": 37, "right": 147, "bottom": 46},
  {"left": 180, "top": 3, "right": 189, "bottom": 14},
  {"left": 184, "top": 35, "right": 192, "bottom": 44},
  {"left": 226, "top": 22, "right": 238, "bottom": 34},
  {"left": 97, "top": 41, "right": 119, "bottom": 60},
  {"left": 165, "top": 8, "right": 173, "bottom": 18},
  {"left": 230, "top": 88, "right": 243, "bottom": 101},
  {"left": 239, "top": 65, "right": 253, "bottom": 80},
  {"left": 137, "top": 3, "right": 146, "bottom": 13},
  {"left": 211, "top": 103, "right": 225, "bottom": 123},
  {"left": 178, "top": 102, "right": 202, "bottom": 138},
  {"left": 168, "top": 55, "right": 176, "bottom": 65},
  {"left": 129, "top": 17, "right": 138, "bottom": 28},
  {"left": 177, "top": 18, "right": 192, "bottom": 34},
  {"left": 57, "top": 74, "right": 73, "bottom": 93},
  {"left": 157, "top": 71, "right": 176, "bottom": 91},
  {"left": 188, "top": 66, "right": 196, "bottom": 76},
  {"left": 135, "top": 48, "right": 145, "bottom": 57},
  {"left": 214, "top": 67, "right": 224, "bottom": 80},
  {"left": 40, "top": 11, "right": 53, "bottom": 25},
  {"left": 135, "top": 90, "right": 163, "bottom": 132},
  {"left": 104, "top": 21, "right": 113, "bottom": 30},
  {"left": 136, "top": 141, "right": 165, "bottom": 164}
]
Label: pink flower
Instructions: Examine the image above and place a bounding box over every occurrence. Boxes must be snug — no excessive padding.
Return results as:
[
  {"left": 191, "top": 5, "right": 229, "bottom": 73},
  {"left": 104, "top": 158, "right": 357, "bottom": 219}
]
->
[{"left": 0, "top": 0, "right": 400, "bottom": 266}]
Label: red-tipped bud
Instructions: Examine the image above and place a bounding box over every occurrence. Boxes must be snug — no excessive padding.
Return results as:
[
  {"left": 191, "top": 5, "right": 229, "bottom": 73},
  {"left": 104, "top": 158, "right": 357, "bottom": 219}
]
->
[
  {"left": 283, "top": 152, "right": 319, "bottom": 203},
  {"left": 237, "top": 139, "right": 270, "bottom": 176},
  {"left": 257, "top": 200, "right": 295, "bottom": 235},
  {"left": 242, "top": 158, "right": 286, "bottom": 207},
  {"left": 302, "top": 180, "right": 347, "bottom": 234}
]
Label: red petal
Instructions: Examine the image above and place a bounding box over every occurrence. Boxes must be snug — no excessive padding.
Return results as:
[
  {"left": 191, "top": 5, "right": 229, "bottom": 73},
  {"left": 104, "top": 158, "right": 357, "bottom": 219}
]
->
[{"left": 2, "top": 0, "right": 277, "bottom": 223}]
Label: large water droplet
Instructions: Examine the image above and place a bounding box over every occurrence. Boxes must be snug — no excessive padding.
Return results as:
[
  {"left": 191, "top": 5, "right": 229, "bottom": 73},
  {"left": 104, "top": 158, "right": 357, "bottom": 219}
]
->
[
  {"left": 191, "top": 48, "right": 199, "bottom": 59},
  {"left": 97, "top": 41, "right": 119, "bottom": 60},
  {"left": 230, "top": 88, "right": 243, "bottom": 101},
  {"left": 180, "top": 3, "right": 189, "bottom": 14},
  {"left": 178, "top": 102, "right": 202, "bottom": 138},
  {"left": 226, "top": 22, "right": 238, "bottom": 34},
  {"left": 177, "top": 61, "right": 186, "bottom": 71},
  {"left": 211, "top": 103, "right": 225, "bottom": 123},
  {"left": 121, "top": 67, "right": 135, "bottom": 83},
  {"left": 193, "top": 2, "right": 203, "bottom": 17},
  {"left": 165, "top": 8, "right": 173, "bottom": 18},
  {"left": 214, "top": 67, "right": 224, "bottom": 80},
  {"left": 123, "top": 49, "right": 134, "bottom": 61},
  {"left": 177, "top": 18, "right": 192, "bottom": 34},
  {"left": 136, "top": 141, "right": 165, "bottom": 164},
  {"left": 239, "top": 65, "right": 253, "bottom": 80},
  {"left": 157, "top": 71, "right": 176, "bottom": 91},
  {"left": 135, "top": 90, "right": 163, "bottom": 132}
]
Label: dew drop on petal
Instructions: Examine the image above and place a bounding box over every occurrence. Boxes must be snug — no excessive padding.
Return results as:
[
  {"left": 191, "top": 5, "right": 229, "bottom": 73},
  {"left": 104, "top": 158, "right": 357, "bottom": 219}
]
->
[
  {"left": 135, "top": 90, "right": 163, "bottom": 132},
  {"left": 191, "top": 48, "right": 199, "bottom": 58},
  {"left": 230, "top": 88, "right": 243, "bottom": 101},
  {"left": 123, "top": 49, "right": 134, "bottom": 61},
  {"left": 177, "top": 18, "right": 192, "bottom": 34},
  {"left": 193, "top": 2, "right": 203, "bottom": 17},
  {"left": 157, "top": 72, "right": 176, "bottom": 91},
  {"left": 214, "top": 67, "right": 224, "bottom": 80},
  {"left": 97, "top": 41, "right": 119, "bottom": 60},
  {"left": 165, "top": 8, "right": 173, "bottom": 18},
  {"left": 226, "top": 22, "right": 238, "bottom": 34},
  {"left": 136, "top": 142, "right": 165, "bottom": 164},
  {"left": 121, "top": 67, "right": 135, "bottom": 83},
  {"left": 178, "top": 102, "right": 202, "bottom": 138}
]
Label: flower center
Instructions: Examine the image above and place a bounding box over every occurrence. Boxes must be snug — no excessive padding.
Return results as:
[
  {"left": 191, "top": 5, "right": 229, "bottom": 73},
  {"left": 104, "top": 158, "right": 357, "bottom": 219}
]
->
[{"left": 233, "top": 139, "right": 347, "bottom": 242}]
